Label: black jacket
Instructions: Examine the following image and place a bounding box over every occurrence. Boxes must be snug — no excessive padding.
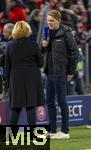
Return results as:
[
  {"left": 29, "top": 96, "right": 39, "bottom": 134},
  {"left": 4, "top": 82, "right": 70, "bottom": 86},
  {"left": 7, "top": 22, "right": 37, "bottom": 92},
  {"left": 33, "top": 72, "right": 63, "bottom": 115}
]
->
[
  {"left": 5, "top": 38, "right": 45, "bottom": 108},
  {"left": 42, "top": 24, "right": 79, "bottom": 76}
]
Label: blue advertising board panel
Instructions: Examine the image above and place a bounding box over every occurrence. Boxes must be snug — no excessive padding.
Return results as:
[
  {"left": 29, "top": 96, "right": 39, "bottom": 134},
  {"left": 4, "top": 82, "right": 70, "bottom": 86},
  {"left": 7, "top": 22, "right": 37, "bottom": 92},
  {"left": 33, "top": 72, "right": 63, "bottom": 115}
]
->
[
  {"left": 0, "top": 95, "right": 91, "bottom": 126},
  {"left": 57, "top": 95, "right": 91, "bottom": 126}
]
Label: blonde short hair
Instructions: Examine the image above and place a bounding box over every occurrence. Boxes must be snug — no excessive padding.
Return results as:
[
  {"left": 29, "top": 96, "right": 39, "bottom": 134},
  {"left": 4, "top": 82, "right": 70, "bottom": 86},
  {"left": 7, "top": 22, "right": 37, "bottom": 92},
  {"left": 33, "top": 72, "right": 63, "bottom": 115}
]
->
[
  {"left": 48, "top": 10, "right": 61, "bottom": 22},
  {"left": 12, "top": 21, "right": 32, "bottom": 40}
]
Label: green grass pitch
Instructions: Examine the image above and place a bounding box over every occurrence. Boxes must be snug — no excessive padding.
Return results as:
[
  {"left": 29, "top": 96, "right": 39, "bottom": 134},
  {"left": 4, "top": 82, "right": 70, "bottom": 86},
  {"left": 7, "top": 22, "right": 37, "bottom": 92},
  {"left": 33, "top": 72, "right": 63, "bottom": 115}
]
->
[{"left": 50, "top": 126, "right": 91, "bottom": 150}]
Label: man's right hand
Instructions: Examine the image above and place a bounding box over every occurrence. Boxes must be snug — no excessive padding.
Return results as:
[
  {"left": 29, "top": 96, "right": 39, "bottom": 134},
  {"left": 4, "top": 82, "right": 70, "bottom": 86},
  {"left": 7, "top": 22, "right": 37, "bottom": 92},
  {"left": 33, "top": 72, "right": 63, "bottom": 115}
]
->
[
  {"left": 42, "top": 40, "right": 49, "bottom": 48},
  {"left": 67, "top": 74, "right": 73, "bottom": 81}
]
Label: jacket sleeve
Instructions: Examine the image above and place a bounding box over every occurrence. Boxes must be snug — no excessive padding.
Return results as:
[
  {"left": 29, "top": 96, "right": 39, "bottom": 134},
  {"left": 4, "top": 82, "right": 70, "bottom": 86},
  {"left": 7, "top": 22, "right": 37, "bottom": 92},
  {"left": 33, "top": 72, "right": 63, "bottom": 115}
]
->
[
  {"left": 35, "top": 43, "right": 44, "bottom": 68},
  {"left": 64, "top": 27, "right": 79, "bottom": 75}
]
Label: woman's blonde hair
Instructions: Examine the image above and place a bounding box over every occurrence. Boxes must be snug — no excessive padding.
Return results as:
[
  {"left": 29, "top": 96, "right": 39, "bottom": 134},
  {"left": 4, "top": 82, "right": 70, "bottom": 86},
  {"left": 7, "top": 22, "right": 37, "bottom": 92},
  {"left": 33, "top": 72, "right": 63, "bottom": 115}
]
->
[{"left": 12, "top": 21, "right": 32, "bottom": 40}]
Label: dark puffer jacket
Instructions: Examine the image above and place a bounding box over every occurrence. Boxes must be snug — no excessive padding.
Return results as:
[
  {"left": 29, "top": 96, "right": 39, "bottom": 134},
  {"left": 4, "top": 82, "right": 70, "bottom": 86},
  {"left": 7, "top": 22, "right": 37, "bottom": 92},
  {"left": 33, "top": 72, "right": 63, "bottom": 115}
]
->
[{"left": 42, "top": 24, "right": 79, "bottom": 76}]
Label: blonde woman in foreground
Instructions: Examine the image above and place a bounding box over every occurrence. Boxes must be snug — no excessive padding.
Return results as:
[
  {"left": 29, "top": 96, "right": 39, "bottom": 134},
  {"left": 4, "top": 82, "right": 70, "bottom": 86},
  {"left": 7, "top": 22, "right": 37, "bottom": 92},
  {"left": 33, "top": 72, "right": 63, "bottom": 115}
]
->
[{"left": 5, "top": 21, "right": 45, "bottom": 125}]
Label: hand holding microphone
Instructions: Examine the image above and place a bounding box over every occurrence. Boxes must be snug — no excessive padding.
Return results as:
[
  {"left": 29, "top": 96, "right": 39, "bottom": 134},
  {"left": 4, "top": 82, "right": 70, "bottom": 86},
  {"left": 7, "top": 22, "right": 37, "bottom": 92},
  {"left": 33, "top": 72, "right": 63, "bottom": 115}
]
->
[
  {"left": 42, "top": 27, "right": 49, "bottom": 48},
  {"left": 42, "top": 40, "right": 49, "bottom": 47},
  {"left": 67, "top": 74, "right": 74, "bottom": 81}
]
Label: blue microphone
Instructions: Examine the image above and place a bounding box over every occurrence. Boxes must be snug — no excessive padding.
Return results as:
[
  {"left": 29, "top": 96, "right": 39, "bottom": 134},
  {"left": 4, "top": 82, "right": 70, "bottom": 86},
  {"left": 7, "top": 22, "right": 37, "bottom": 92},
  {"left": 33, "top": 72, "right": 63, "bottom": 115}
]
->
[{"left": 43, "top": 27, "right": 49, "bottom": 40}]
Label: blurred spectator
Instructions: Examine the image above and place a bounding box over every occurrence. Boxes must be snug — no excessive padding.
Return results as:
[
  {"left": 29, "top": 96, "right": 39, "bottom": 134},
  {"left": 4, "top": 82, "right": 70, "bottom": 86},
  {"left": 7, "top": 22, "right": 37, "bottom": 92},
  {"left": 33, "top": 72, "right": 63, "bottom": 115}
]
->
[
  {"left": 22, "top": 0, "right": 37, "bottom": 14},
  {"left": 37, "top": 0, "right": 45, "bottom": 9},
  {"left": 0, "top": 0, "right": 6, "bottom": 12},
  {"left": 0, "top": 0, "right": 8, "bottom": 34},
  {"left": 62, "top": 0, "right": 76, "bottom": 8},
  {"left": 1, "top": 23, "right": 14, "bottom": 41},
  {"left": 67, "top": 47, "right": 84, "bottom": 95},
  {"left": 6, "top": 0, "right": 27, "bottom": 23},
  {"left": 67, "top": 32, "right": 85, "bottom": 95},
  {"left": 87, "top": 3, "right": 91, "bottom": 30},
  {"left": 59, "top": 1, "right": 87, "bottom": 31},
  {"left": 0, "top": 23, "right": 14, "bottom": 99},
  {"left": 83, "top": 0, "right": 89, "bottom": 9},
  {"left": 62, "top": 3, "right": 85, "bottom": 30},
  {"left": 29, "top": 9, "right": 41, "bottom": 41},
  {"left": 0, "top": 11, "right": 8, "bottom": 34}
]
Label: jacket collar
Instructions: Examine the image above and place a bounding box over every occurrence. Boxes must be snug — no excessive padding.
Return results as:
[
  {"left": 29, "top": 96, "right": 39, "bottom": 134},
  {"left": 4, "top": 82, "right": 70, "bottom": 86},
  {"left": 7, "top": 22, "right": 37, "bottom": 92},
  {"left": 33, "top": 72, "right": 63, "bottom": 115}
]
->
[{"left": 50, "top": 24, "right": 64, "bottom": 38}]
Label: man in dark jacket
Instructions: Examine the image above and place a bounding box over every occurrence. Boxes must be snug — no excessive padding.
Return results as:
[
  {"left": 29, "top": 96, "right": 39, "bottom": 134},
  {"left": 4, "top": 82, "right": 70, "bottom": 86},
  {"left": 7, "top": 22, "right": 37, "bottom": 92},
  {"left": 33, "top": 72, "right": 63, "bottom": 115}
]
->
[{"left": 41, "top": 10, "right": 78, "bottom": 139}]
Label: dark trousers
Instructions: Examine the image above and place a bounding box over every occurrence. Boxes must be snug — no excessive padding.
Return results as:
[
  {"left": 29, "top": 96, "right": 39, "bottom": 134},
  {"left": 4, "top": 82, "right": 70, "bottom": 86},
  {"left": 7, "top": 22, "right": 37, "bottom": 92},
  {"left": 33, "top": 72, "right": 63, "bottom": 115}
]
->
[
  {"left": 10, "top": 107, "right": 36, "bottom": 125},
  {"left": 45, "top": 75, "right": 69, "bottom": 134}
]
